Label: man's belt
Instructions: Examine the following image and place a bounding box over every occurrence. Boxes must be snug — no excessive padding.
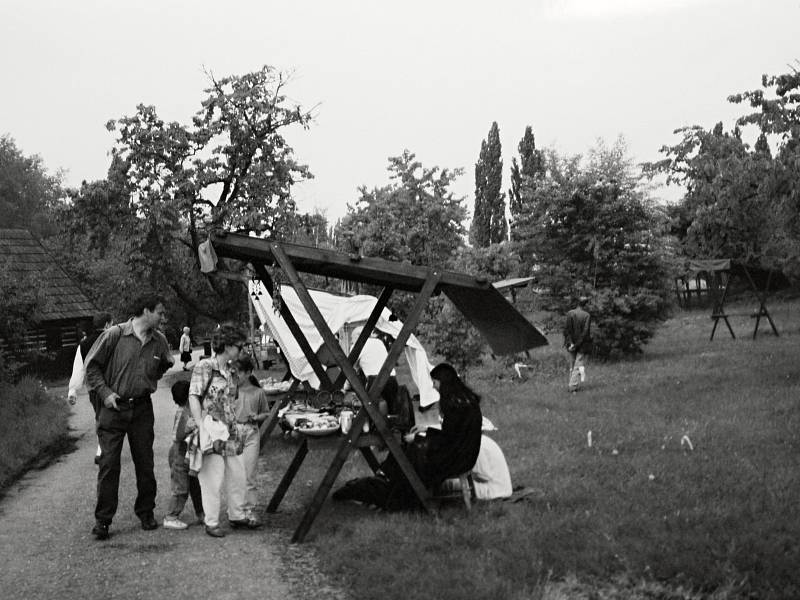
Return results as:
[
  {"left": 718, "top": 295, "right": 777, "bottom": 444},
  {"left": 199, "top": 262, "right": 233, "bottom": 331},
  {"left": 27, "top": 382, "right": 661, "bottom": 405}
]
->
[{"left": 117, "top": 395, "right": 151, "bottom": 407}]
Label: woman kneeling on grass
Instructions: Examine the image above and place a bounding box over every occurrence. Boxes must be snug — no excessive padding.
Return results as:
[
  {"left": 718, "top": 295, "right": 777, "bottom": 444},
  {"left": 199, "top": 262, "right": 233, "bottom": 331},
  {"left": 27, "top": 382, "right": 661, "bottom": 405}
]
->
[{"left": 333, "top": 362, "right": 483, "bottom": 510}]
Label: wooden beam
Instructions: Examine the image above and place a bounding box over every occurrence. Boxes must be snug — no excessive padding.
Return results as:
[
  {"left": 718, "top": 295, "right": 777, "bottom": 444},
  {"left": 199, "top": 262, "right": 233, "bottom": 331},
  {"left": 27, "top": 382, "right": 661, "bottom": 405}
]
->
[{"left": 211, "top": 231, "right": 486, "bottom": 293}]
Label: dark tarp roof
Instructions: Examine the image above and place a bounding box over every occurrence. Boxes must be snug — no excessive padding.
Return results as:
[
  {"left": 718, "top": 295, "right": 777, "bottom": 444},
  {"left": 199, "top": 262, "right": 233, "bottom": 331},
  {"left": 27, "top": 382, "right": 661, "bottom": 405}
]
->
[
  {"left": 0, "top": 229, "right": 96, "bottom": 322},
  {"left": 208, "top": 231, "right": 548, "bottom": 354}
]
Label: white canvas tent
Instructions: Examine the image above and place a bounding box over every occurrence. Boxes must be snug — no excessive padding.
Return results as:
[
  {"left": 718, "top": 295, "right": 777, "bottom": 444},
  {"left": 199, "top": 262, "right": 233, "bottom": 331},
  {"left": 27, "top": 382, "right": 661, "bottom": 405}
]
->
[{"left": 248, "top": 281, "right": 440, "bottom": 406}]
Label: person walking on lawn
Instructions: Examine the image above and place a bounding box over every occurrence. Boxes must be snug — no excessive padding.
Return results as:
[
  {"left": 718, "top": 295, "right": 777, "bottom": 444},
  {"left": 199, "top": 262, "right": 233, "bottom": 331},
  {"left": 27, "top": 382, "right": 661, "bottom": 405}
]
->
[
  {"left": 85, "top": 294, "right": 174, "bottom": 540},
  {"left": 563, "top": 296, "right": 592, "bottom": 393}
]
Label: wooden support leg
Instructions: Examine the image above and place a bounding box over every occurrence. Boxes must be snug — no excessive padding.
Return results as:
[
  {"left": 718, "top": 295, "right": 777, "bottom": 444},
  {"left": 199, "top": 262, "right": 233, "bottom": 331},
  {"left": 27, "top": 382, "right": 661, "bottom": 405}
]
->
[
  {"left": 259, "top": 393, "right": 292, "bottom": 451},
  {"left": 359, "top": 446, "right": 382, "bottom": 474},
  {"left": 266, "top": 438, "right": 308, "bottom": 514},
  {"left": 459, "top": 473, "right": 472, "bottom": 512},
  {"left": 722, "top": 316, "right": 736, "bottom": 339},
  {"left": 743, "top": 266, "right": 779, "bottom": 339},
  {"left": 290, "top": 412, "right": 369, "bottom": 543},
  {"left": 764, "top": 308, "right": 779, "bottom": 337}
]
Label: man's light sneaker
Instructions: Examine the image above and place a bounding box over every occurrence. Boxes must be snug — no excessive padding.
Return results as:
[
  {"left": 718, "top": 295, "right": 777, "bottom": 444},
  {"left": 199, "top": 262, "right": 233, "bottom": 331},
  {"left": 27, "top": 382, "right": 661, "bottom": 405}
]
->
[{"left": 163, "top": 516, "right": 188, "bottom": 530}]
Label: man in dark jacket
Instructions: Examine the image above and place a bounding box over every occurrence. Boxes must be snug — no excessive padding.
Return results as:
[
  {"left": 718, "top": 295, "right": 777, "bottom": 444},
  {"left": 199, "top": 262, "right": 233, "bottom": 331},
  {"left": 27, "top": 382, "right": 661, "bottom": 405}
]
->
[{"left": 563, "top": 297, "right": 591, "bottom": 392}]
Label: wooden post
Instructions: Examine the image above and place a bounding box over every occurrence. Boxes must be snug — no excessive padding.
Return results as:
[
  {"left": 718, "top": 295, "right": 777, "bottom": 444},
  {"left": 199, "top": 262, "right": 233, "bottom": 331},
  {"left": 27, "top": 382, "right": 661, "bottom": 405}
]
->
[{"left": 266, "top": 438, "right": 309, "bottom": 513}]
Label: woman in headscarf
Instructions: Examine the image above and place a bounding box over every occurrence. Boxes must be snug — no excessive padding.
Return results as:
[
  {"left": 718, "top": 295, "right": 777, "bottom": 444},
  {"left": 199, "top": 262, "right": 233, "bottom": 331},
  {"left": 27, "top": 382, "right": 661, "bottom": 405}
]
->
[
  {"left": 414, "top": 363, "right": 483, "bottom": 487},
  {"left": 334, "top": 363, "right": 482, "bottom": 510}
]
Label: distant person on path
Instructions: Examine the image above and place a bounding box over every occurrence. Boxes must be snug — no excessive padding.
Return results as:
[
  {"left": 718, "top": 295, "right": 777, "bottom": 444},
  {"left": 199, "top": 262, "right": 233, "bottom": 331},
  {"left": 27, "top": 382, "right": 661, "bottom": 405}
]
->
[
  {"left": 563, "top": 296, "right": 592, "bottom": 393},
  {"left": 188, "top": 323, "right": 249, "bottom": 538},
  {"left": 234, "top": 356, "right": 270, "bottom": 528},
  {"left": 85, "top": 295, "right": 174, "bottom": 540},
  {"left": 179, "top": 326, "right": 192, "bottom": 370},
  {"left": 67, "top": 312, "right": 113, "bottom": 464},
  {"left": 163, "top": 380, "right": 204, "bottom": 530}
]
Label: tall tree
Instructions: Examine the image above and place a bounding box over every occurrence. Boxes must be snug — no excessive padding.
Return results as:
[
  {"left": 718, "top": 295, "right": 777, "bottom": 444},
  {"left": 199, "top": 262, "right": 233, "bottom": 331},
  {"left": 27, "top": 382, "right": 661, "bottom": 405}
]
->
[
  {"left": 0, "top": 135, "right": 63, "bottom": 238},
  {"left": 103, "top": 65, "right": 314, "bottom": 318},
  {"left": 508, "top": 125, "right": 545, "bottom": 234},
  {"left": 288, "top": 209, "right": 331, "bottom": 248},
  {"left": 471, "top": 122, "right": 506, "bottom": 246},
  {"left": 645, "top": 123, "right": 779, "bottom": 265},
  {"left": 337, "top": 150, "right": 473, "bottom": 363},
  {"left": 729, "top": 62, "right": 800, "bottom": 277},
  {"left": 339, "top": 150, "right": 467, "bottom": 267}
]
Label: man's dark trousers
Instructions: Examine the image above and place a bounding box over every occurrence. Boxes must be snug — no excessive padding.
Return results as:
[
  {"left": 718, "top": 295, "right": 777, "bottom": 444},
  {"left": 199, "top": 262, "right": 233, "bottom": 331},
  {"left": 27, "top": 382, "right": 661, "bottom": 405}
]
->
[{"left": 95, "top": 398, "right": 156, "bottom": 524}]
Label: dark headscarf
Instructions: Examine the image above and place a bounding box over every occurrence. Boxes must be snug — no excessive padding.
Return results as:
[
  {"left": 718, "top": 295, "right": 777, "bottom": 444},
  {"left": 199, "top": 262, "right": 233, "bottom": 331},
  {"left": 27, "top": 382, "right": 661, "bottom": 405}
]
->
[{"left": 430, "top": 363, "right": 480, "bottom": 417}]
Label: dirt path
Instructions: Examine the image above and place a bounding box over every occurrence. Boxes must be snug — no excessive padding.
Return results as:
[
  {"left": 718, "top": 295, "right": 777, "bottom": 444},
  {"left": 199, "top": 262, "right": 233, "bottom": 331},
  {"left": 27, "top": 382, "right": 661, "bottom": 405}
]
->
[{"left": 0, "top": 351, "right": 348, "bottom": 600}]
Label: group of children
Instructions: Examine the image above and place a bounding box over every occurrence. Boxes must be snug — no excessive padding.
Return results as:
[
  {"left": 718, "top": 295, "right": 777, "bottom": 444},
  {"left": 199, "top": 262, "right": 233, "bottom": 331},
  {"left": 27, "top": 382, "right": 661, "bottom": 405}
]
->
[{"left": 164, "top": 356, "right": 270, "bottom": 530}]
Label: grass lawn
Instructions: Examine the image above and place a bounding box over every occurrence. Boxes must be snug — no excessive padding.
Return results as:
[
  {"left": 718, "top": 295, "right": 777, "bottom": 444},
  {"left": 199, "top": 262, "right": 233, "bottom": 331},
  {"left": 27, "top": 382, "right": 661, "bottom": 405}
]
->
[
  {"left": 0, "top": 376, "right": 72, "bottom": 491},
  {"left": 261, "top": 299, "right": 800, "bottom": 599}
]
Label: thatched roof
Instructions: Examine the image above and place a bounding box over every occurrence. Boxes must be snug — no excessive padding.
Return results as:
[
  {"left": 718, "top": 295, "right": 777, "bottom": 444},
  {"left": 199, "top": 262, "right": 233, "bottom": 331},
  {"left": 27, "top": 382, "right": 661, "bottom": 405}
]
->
[{"left": 0, "top": 229, "right": 96, "bottom": 322}]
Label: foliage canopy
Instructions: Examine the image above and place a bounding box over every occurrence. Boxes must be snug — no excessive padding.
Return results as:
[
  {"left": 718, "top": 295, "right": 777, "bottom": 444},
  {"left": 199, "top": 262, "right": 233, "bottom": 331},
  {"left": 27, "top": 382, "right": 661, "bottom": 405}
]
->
[{"left": 515, "top": 138, "right": 672, "bottom": 358}]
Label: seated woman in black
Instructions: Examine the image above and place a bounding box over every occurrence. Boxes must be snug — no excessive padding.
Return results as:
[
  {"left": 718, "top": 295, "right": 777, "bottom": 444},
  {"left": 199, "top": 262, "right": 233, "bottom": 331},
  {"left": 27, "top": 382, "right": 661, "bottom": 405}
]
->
[
  {"left": 409, "top": 362, "right": 482, "bottom": 487},
  {"left": 333, "top": 362, "right": 482, "bottom": 509}
]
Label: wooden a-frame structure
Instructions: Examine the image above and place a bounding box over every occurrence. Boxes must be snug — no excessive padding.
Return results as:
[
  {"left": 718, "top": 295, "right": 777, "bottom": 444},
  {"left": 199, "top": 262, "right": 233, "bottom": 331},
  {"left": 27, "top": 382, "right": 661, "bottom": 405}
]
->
[
  {"left": 208, "top": 231, "right": 548, "bottom": 542},
  {"left": 682, "top": 259, "right": 780, "bottom": 341}
]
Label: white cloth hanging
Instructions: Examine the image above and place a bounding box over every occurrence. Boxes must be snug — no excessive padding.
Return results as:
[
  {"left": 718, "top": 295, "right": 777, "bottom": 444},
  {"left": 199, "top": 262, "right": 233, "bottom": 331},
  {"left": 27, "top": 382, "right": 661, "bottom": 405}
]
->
[{"left": 248, "top": 282, "right": 440, "bottom": 407}]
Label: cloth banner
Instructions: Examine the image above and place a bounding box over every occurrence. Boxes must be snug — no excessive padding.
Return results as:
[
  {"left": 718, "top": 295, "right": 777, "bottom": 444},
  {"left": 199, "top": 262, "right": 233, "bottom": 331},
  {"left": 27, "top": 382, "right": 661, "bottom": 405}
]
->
[{"left": 248, "top": 282, "right": 440, "bottom": 407}]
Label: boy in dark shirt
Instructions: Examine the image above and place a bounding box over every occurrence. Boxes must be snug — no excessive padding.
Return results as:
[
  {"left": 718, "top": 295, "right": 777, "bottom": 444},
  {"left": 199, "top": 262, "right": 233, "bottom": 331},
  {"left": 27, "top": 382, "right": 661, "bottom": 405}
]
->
[{"left": 163, "top": 380, "right": 204, "bottom": 529}]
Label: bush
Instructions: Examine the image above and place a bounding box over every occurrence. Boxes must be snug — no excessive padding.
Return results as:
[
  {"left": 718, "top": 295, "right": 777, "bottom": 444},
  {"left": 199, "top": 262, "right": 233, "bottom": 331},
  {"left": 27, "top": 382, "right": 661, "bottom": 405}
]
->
[
  {"left": 418, "top": 295, "right": 485, "bottom": 372},
  {"left": 513, "top": 141, "right": 673, "bottom": 359},
  {"left": 0, "top": 349, "right": 21, "bottom": 384},
  {"left": 588, "top": 287, "right": 672, "bottom": 360},
  {"left": 0, "top": 376, "right": 70, "bottom": 489}
]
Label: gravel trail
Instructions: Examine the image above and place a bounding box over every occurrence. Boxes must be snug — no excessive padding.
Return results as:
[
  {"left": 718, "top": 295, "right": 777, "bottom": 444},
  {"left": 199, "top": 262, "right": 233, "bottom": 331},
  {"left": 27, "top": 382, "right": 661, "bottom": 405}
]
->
[{"left": 0, "top": 352, "right": 349, "bottom": 600}]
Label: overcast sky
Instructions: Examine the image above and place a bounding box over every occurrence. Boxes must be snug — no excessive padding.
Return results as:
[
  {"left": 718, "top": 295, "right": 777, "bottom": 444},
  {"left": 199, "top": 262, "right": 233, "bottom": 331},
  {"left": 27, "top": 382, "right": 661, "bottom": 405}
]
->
[{"left": 1, "top": 0, "right": 798, "bottom": 222}]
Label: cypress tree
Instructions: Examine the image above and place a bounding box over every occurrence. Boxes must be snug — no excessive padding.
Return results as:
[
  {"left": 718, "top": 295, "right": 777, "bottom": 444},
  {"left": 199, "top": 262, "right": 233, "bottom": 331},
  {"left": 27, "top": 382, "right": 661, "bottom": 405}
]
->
[
  {"left": 509, "top": 125, "right": 545, "bottom": 233},
  {"left": 471, "top": 121, "right": 506, "bottom": 246}
]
